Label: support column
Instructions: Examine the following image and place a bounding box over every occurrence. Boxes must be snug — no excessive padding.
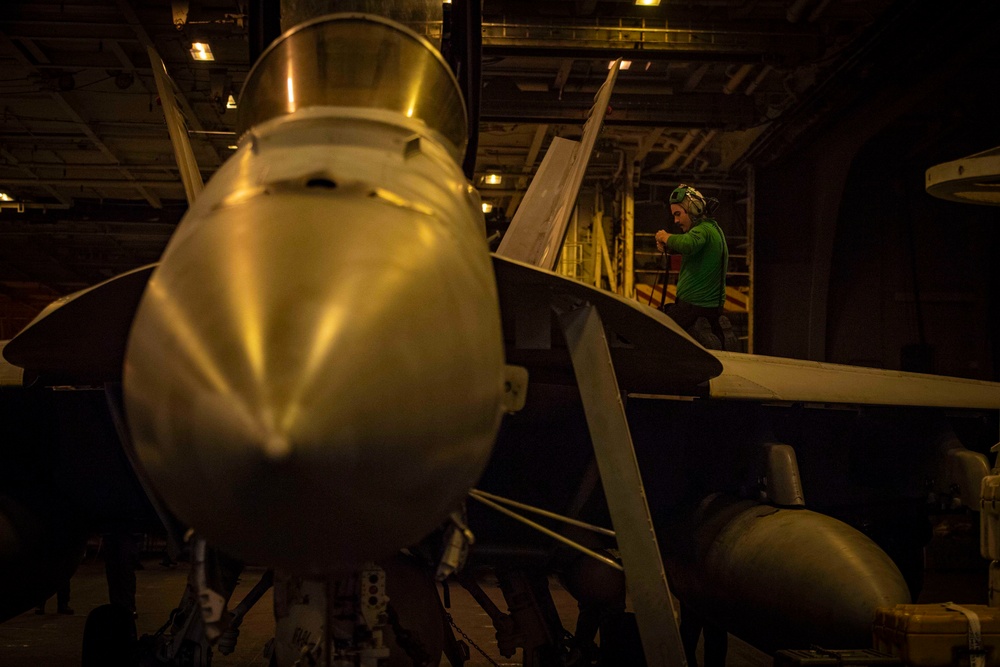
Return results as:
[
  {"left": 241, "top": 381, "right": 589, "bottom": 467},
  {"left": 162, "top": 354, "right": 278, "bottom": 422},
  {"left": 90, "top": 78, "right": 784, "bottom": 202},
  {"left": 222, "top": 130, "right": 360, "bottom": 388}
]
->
[
  {"left": 624, "top": 161, "right": 635, "bottom": 299},
  {"left": 593, "top": 187, "right": 604, "bottom": 289},
  {"left": 746, "top": 165, "right": 755, "bottom": 354}
]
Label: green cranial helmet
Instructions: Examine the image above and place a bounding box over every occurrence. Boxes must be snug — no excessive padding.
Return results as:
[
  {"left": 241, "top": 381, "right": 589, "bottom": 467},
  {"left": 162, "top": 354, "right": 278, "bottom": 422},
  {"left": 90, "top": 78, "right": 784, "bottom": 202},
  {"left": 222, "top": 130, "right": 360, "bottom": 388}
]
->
[{"left": 669, "top": 183, "right": 707, "bottom": 217}]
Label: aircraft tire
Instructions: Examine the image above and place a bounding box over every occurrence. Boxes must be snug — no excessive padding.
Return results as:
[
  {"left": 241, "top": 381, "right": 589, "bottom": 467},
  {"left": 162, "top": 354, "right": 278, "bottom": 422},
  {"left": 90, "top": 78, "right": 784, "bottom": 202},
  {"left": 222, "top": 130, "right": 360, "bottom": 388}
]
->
[
  {"left": 82, "top": 603, "right": 137, "bottom": 667},
  {"left": 598, "top": 612, "right": 645, "bottom": 666}
]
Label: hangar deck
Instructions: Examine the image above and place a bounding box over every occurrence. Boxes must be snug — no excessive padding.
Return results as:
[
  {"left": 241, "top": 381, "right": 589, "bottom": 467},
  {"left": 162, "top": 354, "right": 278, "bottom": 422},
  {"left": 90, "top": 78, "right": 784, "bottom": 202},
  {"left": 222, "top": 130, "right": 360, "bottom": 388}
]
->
[{"left": 0, "top": 543, "right": 986, "bottom": 666}]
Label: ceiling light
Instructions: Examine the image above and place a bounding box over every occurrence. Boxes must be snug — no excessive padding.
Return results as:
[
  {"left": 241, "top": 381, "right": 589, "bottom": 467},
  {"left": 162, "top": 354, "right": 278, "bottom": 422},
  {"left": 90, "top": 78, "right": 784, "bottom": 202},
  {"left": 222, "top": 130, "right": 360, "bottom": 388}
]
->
[
  {"left": 0, "top": 192, "right": 13, "bottom": 201},
  {"left": 482, "top": 202, "right": 494, "bottom": 213},
  {"left": 483, "top": 172, "right": 502, "bottom": 185},
  {"left": 228, "top": 144, "right": 238, "bottom": 150},
  {"left": 610, "top": 60, "right": 632, "bottom": 70},
  {"left": 190, "top": 42, "right": 215, "bottom": 61},
  {"left": 635, "top": 0, "right": 660, "bottom": 5},
  {"left": 226, "top": 94, "right": 237, "bottom": 109}
]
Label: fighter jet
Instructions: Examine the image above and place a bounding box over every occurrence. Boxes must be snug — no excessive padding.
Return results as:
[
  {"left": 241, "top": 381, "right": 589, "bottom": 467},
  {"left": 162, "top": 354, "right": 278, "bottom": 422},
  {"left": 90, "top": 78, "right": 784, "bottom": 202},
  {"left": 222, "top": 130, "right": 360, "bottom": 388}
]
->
[{"left": 2, "top": 8, "right": 1000, "bottom": 667}]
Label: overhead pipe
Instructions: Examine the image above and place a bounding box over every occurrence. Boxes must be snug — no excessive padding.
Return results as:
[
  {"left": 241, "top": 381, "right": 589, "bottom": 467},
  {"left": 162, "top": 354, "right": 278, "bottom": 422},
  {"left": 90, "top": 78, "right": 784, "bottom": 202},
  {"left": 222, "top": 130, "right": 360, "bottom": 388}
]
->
[
  {"left": 680, "top": 129, "right": 718, "bottom": 170},
  {"left": 808, "top": 0, "right": 837, "bottom": 22},
  {"left": 745, "top": 65, "right": 774, "bottom": 95},
  {"left": 647, "top": 129, "right": 699, "bottom": 173},
  {"left": 722, "top": 64, "right": 754, "bottom": 95},
  {"left": 684, "top": 63, "right": 710, "bottom": 91},
  {"left": 786, "top": 0, "right": 816, "bottom": 23},
  {"left": 647, "top": 65, "right": 748, "bottom": 176}
]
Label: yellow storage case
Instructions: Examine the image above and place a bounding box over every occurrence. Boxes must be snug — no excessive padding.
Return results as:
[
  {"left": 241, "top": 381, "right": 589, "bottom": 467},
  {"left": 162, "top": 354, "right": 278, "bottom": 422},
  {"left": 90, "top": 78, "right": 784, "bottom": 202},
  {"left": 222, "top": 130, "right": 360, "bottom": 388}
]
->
[{"left": 873, "top": 603, "right": 1000, "bottom": 667}]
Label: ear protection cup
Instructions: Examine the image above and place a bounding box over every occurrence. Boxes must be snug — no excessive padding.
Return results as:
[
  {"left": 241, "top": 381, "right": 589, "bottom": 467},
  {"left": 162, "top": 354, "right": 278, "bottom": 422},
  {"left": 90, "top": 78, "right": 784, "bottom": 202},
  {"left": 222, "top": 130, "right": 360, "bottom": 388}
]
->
[{"left": 686, "top": 191, "right": 705, "bottom": 216}]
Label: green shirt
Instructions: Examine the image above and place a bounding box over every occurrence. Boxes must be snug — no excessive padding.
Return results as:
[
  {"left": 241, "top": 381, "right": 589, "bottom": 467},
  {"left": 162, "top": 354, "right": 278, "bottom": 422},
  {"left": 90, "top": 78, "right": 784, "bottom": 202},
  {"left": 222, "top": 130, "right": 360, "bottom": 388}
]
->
[{"left": 664, "top": 217, "right": 728, "bottom": 308}]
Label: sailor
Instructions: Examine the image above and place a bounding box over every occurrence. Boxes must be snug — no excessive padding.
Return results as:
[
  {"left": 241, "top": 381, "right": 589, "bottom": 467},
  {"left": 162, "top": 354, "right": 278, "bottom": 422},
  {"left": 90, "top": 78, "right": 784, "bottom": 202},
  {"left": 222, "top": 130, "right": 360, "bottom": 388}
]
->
[{"left": 654, "top": 184, "right": 731, "bottom": 349}]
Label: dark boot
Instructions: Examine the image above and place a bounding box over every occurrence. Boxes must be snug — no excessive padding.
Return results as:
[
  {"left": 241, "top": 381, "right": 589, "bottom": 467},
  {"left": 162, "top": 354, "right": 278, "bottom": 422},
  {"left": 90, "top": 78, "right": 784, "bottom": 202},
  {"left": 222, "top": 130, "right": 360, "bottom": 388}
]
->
[
  {"left": 689, "top": 317, "right": 722, "bottom": 350},
  {"left": 717, "top": 315, "right": 740, "bottom": 352}
]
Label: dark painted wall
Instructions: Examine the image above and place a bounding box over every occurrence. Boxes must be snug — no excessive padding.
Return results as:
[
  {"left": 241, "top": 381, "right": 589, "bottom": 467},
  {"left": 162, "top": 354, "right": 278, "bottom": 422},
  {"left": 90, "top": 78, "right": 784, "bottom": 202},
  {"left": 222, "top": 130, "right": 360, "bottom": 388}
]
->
[
  {"left": 753, "top": 1, "right": 1000, "bottom": 380},
  {"left": 826, "top": 138, "right": 1000, "bottom": 380}
]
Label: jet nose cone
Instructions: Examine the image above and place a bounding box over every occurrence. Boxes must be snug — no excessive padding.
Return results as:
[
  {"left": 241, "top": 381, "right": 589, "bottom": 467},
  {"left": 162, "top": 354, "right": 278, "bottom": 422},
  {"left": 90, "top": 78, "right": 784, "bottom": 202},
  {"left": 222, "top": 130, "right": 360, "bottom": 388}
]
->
[{"left": 125, "top": 191, "right": 505, "bottom": 572}]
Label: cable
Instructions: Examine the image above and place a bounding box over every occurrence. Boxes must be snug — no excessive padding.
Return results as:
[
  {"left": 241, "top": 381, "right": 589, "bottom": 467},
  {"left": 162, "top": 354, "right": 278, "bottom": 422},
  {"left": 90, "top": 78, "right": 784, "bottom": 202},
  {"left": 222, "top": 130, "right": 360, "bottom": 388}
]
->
[
  {"left": 646, "top": 248, "right": 670, "bottom": 309},
  {"left": 658, "top": 250, "right": 671, "bottom": 311}
]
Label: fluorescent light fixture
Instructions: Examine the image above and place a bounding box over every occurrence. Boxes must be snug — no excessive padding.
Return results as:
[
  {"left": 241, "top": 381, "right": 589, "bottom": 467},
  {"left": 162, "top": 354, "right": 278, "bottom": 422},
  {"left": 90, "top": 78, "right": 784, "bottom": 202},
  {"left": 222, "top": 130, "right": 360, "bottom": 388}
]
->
[
  {"left": 0, "top": 192, "right": 13, "bottom": 201},
  {"left": 190, "top": 42, "right": 215, "bottom": 61},
  {"left": 635, "top": 0, "right": 660, "bottom": 5},
  {"left": 482, "top": 202, "right": 494, "bottom": 213},
  {"left": 228, "top": 144, "right": 238, "bottom": 150},
  {"left": 610, "top": 60, "right": 632, "bottom": 70},
  {"left": 483, "top": 172, "right": 502, "bottom": 185},
  {"left": 226, "top": 94, "right": 237, "bottom": 109}
]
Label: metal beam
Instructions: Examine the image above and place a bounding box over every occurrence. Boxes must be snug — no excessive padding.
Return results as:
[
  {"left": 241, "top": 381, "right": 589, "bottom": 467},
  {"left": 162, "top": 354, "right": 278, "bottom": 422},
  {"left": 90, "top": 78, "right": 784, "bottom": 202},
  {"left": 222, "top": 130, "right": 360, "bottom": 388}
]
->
[
  {"left": 482, "top": 92, "right": 757, "bottom": 128},
  {"left": 481, "top": 18, "right": 820, "bottom": 64},
  {"left": 0, "top": 178, "right": 184, "bottom": 190},
  {"left": 1, "top": 34, "right": 163, "bottom": 208},
  {"left": 0, "top": 149, "right": 73, "bottom": 207}
]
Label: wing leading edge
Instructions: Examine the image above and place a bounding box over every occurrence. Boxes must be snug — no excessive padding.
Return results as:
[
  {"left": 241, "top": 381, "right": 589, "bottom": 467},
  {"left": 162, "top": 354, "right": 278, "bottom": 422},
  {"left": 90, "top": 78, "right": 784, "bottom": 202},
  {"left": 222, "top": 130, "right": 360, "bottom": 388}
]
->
[
  {"left": 709, "top": 350, "right": 1000, "bottom": 409},
  {"left": 493, "top": 254, "right": 724, "bottom": 393},
  {"left": 2, "top": 264, "right": 155, "bottom": 382}
]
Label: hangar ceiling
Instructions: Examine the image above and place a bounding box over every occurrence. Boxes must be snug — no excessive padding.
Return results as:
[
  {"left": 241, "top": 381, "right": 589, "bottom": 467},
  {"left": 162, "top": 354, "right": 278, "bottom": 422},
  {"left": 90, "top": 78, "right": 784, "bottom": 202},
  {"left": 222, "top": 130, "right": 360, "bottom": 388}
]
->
[{"left": 0, "top": 0, "right": 926, "bottom": 336}]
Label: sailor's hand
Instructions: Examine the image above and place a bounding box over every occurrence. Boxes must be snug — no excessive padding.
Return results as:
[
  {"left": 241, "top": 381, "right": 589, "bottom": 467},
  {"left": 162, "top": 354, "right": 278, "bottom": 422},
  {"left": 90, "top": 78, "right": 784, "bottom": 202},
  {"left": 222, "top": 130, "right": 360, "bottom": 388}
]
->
[{"left": 654, "top": 229, "right": 670, "bottom": 252}]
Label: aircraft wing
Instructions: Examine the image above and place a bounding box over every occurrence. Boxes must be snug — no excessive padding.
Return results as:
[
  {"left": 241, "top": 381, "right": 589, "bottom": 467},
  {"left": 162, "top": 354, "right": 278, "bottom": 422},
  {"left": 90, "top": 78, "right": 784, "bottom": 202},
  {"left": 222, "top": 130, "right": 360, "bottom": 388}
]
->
[
  {"left": 492, "top": 254, "right": 1000, "bottom": 409},
  {"left": 493, "top": 254, "right": 723, "bottom": 393},
  {"left": 148, "top": 46, "right": 203, "bottom": 204},
  {"left": 708, "top": 350, "right": 1000, "bottom": 409},
  {"left": 3, "top": 253, "right": 720, "bottom": 393},
  {"left": 2, "top": 264, "right": 154, "bottom": 383},
  {"left": 495, "top": 59, "right": 621, "bottom": 269},
  {"left": 7, "top": 255, "right": 999, "bottom": 412}
]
